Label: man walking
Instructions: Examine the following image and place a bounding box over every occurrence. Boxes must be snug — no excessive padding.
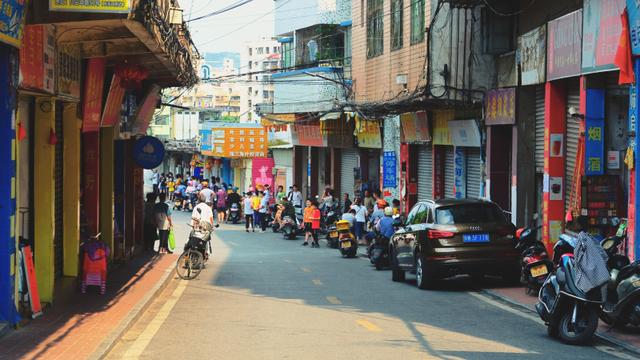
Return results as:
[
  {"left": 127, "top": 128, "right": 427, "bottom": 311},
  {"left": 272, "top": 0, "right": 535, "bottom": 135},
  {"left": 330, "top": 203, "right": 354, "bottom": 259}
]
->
[
  {"left": 154, "top": 193, "right": 173, "bottom": 254},
  {"left": 243, "top": 191, "right": 255, "bottom": 232}
]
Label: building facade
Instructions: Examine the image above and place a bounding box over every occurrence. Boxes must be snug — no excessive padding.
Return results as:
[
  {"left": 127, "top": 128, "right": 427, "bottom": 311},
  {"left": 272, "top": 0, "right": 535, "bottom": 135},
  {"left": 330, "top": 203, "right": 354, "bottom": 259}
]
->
[{"left": 240, "top": 37, "right": 281, "bottom": 123}]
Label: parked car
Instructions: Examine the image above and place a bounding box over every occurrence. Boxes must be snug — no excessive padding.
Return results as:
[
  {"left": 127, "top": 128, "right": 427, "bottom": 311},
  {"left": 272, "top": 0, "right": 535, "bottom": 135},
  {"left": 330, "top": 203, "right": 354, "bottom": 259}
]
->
[{"left": 390, "top": 198, "right": 519, "bottom": 289}]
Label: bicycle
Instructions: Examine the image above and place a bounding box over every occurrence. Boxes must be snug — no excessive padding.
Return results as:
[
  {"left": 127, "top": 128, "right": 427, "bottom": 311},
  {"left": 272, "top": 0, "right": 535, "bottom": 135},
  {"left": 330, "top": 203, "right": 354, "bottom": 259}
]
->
[{"left": 175, "top": 221, "right": 217, "bottom": 280}]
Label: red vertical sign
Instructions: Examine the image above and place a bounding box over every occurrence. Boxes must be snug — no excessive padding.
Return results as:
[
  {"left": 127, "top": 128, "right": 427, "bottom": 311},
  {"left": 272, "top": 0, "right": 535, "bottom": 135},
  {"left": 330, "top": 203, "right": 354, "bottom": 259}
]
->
[
  {"left": 83, "top": 132, "right": 100, "bottom": 235},
  {"left": 82, "top": 58, "right": 106, "bottom": 132}
]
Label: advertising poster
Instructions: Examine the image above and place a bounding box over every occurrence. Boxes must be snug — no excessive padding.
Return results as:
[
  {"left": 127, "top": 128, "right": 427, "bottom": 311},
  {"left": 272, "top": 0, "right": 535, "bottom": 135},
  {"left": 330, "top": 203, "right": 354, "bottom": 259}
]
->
[
  {"left": 585, "top": 89, "right": 605, "bottom": 176},
  {"left": 252, "top": 157, "right": 275, "bottom": 190},
  {"left": 19, "top": 25, "right": 55, "bottom": 94},
  {"left": 49, "top": 0, "right": 131, "bottom": 13},
  {"left": 547, "top": 10, "right": 583, "bottom": 80},
  {"left": 200, "top": 129, "right": 213, "bottom": 154},
  {"left": 518, "top": 25, "right": 546, "bottom": 85},
  {"left": 292, "top": 121, "right": 326, "bottom": 147},
  {"left": 0, "top": 0, "right": 27, "bottom": 47},
  {"left": 448, "top": 120, "right": 481, "bottom": 147},
  {"left": 582, "top": 0, "right": 625, "bottom": 73},
  {"left": 82, "top": 58, "right": 107, "bottom": 132},
  {"left": 267, "top": 124, "right": 293, "bottom": 148},
  {"left": 212, "top": 126, "right": 268, "bottom": 158},
  {"left": 485, "top": 88, "right": 516, "bottom": 125},
  {"left": 355, "top": 117, "right": 382, "bottom": 149},
  {"left": 383, "top": 151, "right": 397, "bottom": 188}
]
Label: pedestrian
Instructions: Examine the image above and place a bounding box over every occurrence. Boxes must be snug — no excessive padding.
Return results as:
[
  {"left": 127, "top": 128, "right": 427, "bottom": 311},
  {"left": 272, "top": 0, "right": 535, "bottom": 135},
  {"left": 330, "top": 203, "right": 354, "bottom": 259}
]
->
[
  {"left": 303, "top": 199, "right": 321, "bottom": 247},
  {"left": 363, "top": 189, "right": 375, "bottom": 213},
  {"left": 276, "top": 185, "right": 286, "bottom": 204},
  {"left": 341, "top": 208, "right": 356, "bottom": 230},
  {"left": 216, "top": 186, "right": 227, "bottom": 224},
  {"left": 258, "top": 191, "right": 269, "bottom": 232},
  {"left": 352, "top": 197, "right": 367, "bottom": 243},
  {"left": 151, "top": 169, "right": 160, "bottom": 194},
  {"left": 343, "top": 193, "right": 352, "bottom": 214},
  {"left": 143, "top": 192, "right": 158, "bottom": 252},
  {"left": 263, "top": 184, "right": 271, "bottom": 203},
  {"left": 372, "top": 189, "right": 383, "bottom": 211},
  {"left": 154, "top": 193, "right": 173, "bottom": 254},
  {"left": 200, "top": 184, "right": 215, "bottom": 208},
  {"left": 243, "top": 191, "right": 255, "bottom": 232},
  {"left": 320, "top": 187, "right": 334, "bottom": 209},
  {"left": 289, "top": 184, "right": 303, "bottom": 209},
  {"left": 167, "top": 175, "right": 176, "bottom": 201}
]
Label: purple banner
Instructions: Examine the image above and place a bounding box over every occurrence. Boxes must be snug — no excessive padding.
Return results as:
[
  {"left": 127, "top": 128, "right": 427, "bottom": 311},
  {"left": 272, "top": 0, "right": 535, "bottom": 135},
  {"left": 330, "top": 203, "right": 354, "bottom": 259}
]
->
[
  {"left": 485, "top": 88, "right": 516, "bottom": 125},
  {"left": 547, "top": 10, "right": 583, "bottom": 81}
]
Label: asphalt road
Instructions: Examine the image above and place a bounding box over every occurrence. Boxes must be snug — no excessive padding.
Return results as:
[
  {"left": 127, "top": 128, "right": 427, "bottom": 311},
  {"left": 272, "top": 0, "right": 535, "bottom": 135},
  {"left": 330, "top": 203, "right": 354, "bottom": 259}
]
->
[{"left": 106, "top": 211, "right": 635, "bottom": 360}]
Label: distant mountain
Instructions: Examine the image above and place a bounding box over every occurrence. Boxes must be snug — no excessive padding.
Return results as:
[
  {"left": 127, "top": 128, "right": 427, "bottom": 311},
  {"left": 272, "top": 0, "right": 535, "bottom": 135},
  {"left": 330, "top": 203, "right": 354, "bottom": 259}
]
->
[{"left": 203, "top": 52, "right": 240, "bottom": 70}]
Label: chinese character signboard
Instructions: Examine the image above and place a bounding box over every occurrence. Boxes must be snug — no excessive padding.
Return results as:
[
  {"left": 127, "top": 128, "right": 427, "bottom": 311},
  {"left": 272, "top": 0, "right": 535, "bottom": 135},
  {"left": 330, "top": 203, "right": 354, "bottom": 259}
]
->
[
  {"left": 485, "top": 88, "right": 516, "bottom": 125},
  {"left": 200, "top": 130, "right": 213, "bottom": 154},
  {"left": 49, "top": 0, "right": 131, "bottom": 13},
  {"left": 293, "top": 121, "right": 326, "bottom": 147},
  {"left": 582, "top": 0, "right": 625, "bottom": 73},
  {"left": 383, "top": 151, "right": 397, "bottom": 188},
  {"left": 82, "top": 58, "right": 106, "bottom": 132},
  {"left": 518, "top": 25, "right": 546, "bottom": 85},
  {"left": 627, "top": 0, "right": 640, "bottom": 55},
  {"left": 19, "top": 25, "right": 55, "bottom": 94},
  {"left": 454, "top": 147, "right": 466, "bottom": 199},
  {"left": 212, "top": 126, "right": 268, "bottom": 158},
  {"left": 547, "top": 10, "right": 582, "bottom": 81},
  {"left": 0, "top": 0, "right": 26, "bottom": 47},
  {"left": 585, "top": 89, "right": 605, "bottom": 176},
  {"left": 400, "top": 111, "right": 431, "bottom": 143},
  {"left": 57, "top": 44, "right": 82, "bottom": 100},
  {"left": 432, "top": 110, "right": 454, "bottom": 145},
  {"left": 355, "top": 117, "right": 382, "bottom": 149}
]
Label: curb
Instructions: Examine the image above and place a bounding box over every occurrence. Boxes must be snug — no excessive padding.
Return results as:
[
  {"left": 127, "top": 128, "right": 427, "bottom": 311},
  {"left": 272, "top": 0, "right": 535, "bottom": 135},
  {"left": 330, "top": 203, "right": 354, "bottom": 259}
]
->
[
  {"left": 481, "top": 288, "right": 640, "bottom": 356},
  {"left": 90, "top": 257, "right": 177, "bottom": 360}
]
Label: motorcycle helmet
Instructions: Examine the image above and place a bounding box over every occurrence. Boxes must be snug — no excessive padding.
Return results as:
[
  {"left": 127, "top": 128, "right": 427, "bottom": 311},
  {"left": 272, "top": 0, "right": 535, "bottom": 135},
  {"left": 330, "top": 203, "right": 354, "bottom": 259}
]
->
[
  {"left": 384, "top": 207, "right": 394, "bottom": 216},
  {"left": 377, "top": 199, "right": 388, "bottom": 209}
]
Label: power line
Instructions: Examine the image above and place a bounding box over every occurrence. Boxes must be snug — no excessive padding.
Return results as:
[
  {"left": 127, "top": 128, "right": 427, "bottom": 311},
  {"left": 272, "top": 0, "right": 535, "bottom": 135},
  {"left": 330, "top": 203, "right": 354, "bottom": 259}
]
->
[{"left": 186, "top": 0, "right": 255, "bottom": 23}]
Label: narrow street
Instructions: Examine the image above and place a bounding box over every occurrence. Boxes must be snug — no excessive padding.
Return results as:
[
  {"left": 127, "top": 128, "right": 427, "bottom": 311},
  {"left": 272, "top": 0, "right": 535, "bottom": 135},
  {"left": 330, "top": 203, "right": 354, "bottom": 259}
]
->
[{"left": 106, "top": 212, "right": 632, "bottom": 359}]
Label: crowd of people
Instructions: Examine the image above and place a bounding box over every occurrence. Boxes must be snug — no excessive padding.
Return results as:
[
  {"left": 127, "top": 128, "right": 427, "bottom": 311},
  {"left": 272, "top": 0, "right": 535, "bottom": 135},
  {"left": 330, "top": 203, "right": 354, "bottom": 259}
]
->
[{"left": 145, "top": 168, "right": 403, "bottom": 253}]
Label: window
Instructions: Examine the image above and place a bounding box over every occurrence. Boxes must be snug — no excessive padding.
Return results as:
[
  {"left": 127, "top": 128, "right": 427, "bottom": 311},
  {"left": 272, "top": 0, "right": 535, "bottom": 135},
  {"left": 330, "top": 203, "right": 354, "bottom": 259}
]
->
[
  {"left": 413, "top": 205, "right": 428, "bottom": 224},
  {"left": 391, "top": 0, "right": 403, "bottom": 50},
  {"left": 263, "top": 90, "right": 269, "bottom": 99},
  {"left": 282, "top": 42, "right": 293, "bottom": 68},
  {"left": 266, "top": 47, "right": 270, "bottom": 54},
  {"left": 248, "top": 61, "right": 252, "bottom": 69},
  {"left": 274, "top": 46, "right": 279, "bottom": 53},
  {"left": 248, "top": 86, "right": 252, "bottom": 95},
  {"left": 410, "top": 0, "right": 425, "bottom": 44},
  {"left": 257, "top": 47, "right": 264, "bottom": 54},
  {"left": 249, "top": 48, "right": 253, "bottom": 56},
  {"left": 436, "top": 204, "right": 507, "bottom": 225},
  {"left": 366, "top": 0, "right": 384, "bottom": 58},
  {"left": 406, "top": 204, "right": 423, "bottom": 225}
]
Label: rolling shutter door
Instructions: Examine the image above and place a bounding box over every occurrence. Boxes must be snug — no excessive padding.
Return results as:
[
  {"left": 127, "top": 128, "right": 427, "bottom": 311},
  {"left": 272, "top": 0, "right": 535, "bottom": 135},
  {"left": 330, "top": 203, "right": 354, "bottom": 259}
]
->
[
  {"left": 417, "top": 145, "right": 433, "bottom": 201},
  {"left": 466, "top": 147, "right": 482, "bottom": 198},
  {"left": 444, "top": 147, "right": 455, "bottom": 198},
  {"left": 565, "top": 85, "right": 580, "bottom": 213},
  {"left": 54, "top": 103, "right": 64, "bottom": 279},
  {"left": 535, "top": 85, "right": 545, "bottom": 172},
  {"left": 340, "top": 148, "right": 358, "bottom": 199}
]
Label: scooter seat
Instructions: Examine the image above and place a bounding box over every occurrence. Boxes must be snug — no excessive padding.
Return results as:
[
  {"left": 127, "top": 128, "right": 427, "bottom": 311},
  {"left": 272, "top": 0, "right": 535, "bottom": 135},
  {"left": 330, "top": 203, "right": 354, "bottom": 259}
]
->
[{"left": 617, "top": 261, "right": 640, "bottom": 283}]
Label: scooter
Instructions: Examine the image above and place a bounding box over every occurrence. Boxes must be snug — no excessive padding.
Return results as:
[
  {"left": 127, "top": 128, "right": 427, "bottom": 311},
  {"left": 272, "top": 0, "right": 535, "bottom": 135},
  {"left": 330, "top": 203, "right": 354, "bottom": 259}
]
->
[
  {"left": 599, "top": 220, "right": 640, "bottom": 328},
  {"left": 535, "top": 234, "right": 604, "bottom": 345},
  {"left": 336, "top": 220, "right": 357, "bottom": 258},
  {"left": 515, "top": 225, "right": 553, "bottom": 295},
  {"left": 367, "top": 230, "right": 390, "bottom": 270},
  {"left": 326, "top": 224, "right": 339, "bottom": 249},
  {"left": 228, "top": 202, "right": 241, "bottom": 224},
  {"left": 281, "top": 215, "right": 300, "bottom": 240}
]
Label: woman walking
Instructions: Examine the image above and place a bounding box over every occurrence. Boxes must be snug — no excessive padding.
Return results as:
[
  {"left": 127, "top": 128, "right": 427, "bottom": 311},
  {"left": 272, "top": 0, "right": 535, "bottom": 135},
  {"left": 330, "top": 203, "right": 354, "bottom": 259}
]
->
[
  {"left": 216, "top": 186, "right": 227, "bottom": 224},
  {"left": 302, "top": 199, "right": 321, "bottom": 247},
  {"left": 154, "top": 193, "right": 173, "bottom": 254},
  {"left": 353, "top": 197, "right": 367, "bottom": 244},
  {"left": 243, "top": 191, "right": 255, "bottom": 232}
]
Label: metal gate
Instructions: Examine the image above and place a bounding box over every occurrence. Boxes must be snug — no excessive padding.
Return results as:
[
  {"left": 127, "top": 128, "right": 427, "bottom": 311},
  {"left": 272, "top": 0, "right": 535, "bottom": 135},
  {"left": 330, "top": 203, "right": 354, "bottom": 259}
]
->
[
  {"left": 535, "top": 85, "right": 545, "bottom": 172},
  {"left": 54, "top": 102, "right": 64, "bottom": 279},
  {"left": 340, "top": 148, "right": 358, "bottom": 200},
  {"left": 444, "top": 147, "right": 455, "bottom": 198},
  {"left": 565, "top": 84, "right": 581, "bottom": 212},
  {"left": 466, "top": 147, "right": 482, "bottom": 198},
  {"left": 417, "top": 145, "right": 433, "bottom": 201}
]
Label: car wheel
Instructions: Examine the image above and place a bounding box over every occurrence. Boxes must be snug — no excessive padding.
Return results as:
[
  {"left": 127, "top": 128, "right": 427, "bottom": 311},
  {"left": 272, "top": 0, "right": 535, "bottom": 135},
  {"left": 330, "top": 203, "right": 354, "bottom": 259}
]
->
[
  {"left": 390, "top": 247, "right": 405, "bottom": 282},
  {"left": 415, "top": 255, "right": 434, "bottom": 290}
]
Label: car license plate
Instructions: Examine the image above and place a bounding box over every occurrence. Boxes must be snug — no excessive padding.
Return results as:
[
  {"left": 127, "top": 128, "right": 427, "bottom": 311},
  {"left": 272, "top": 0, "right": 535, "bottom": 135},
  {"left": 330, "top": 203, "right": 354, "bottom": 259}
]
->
[
  {"left": 341, "top": 241, "right": 352, "bottom": 249},
  {"left": 463, "top": 234, "right": 489, "bottom": 243},
  {"left": 530, "top": 264, "right": 548, "bottom": 277},
  {"left": 329, "top": 231, "right": 338, "bottom": 238}
]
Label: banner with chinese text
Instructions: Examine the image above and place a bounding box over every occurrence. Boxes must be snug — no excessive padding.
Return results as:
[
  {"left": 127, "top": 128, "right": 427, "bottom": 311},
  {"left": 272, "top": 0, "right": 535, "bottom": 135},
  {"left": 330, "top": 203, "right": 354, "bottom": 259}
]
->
[
  {"left": 212, "top": 126, "right": 268, "bottom": 158},
  {"left": 19, "top": 25, "right": 55, "bottom": 94},
  {"left": 485, "top": 88, "right": 516, "bottom": 125},
  {"left": 585, "top": 89, "right": 605, "bottom": 176},
  {"left": 82, "top": 58, "right": 106, "bottom": 132},
  {"left": 547, "top": 10, "right": 582, "bottom": 81}
]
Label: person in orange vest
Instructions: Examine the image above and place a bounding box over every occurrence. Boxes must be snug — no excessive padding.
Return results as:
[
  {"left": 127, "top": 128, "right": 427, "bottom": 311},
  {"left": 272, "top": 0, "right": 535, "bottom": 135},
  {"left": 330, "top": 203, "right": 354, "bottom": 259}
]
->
[{"left": 303, "top": 198, "right": 321, "bottom": 248}]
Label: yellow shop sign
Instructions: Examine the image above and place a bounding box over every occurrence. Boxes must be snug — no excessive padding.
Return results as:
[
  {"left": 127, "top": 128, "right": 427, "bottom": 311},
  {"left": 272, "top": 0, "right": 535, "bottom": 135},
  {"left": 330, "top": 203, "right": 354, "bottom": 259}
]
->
[{"left": 49, "top": 0, "right": 131, "bottom": 13}]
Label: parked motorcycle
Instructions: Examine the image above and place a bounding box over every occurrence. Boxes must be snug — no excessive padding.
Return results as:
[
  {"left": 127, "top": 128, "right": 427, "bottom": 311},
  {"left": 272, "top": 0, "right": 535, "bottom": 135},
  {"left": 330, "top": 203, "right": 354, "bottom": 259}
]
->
[
  {"left": 367, "top": 229, "right": 390, "bottom": 270},
  {"left": 515, "top": 225, "right": 553, "bottom": 295},
  {"left": 326, "top": 224, "right": 340, "bottom": 248},
  {"left": 599, "top": 219, "right": 640, "bottom": 328},
  {"left": 535, "top": 234, "right": 604, "bottom": 345},
  {"left": 281, "top": 215, "right": 300, "bottom": 240},
  {"left": 336, "top": 220, "right": 357, "bottom": 258},
  {"left": 228, "top": 202, "right": 241, "bottom": 224}
]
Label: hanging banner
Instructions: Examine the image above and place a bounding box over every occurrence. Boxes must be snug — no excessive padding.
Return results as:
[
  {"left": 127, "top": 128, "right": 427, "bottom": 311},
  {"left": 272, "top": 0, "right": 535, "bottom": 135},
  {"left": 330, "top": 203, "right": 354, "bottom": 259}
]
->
[
  {"left": 101, "top": 75, "right": 126, "bottom": 127},
  {"left": 547, "top": 10, "right": 583, "bottom": 81},
  {"left": 83, "top": 132, "right": 100, "bottom": 234},
  {"left": 132, "top": 84, "right": 161, "bottom": 134},
  {"left": 292, "top": 121, "right": 326, "bottom": 147},
  {"left": 485, "top": 88, "right": 516, "bottom": 125},
  {"left": 383, "top": 151, "right": 397, "bottom": 188},
  {"left": 252, "top": 157, "right": 275, "bottom": 190},
  {"left": 582, "top": 0, "right": 625, "bottom": 73},
  {"left": 82, "top": 58, "right": 107, "bottom": 133},
  {"left": 56, "top": 45, "right": 82, "bottom": 100},
  {"left": 0, "top": 0, "right": 27, "bottom": 47},
  {"left": 355, "top": 117, "right": 382, "bottom": 149},
  {"left": 433, "top": 147, "right": 445, "bottom": 199},
  {"left": 585, "top": 89, "right": 605, "bottom": 176},
  {"left": 518, "top": 25, "right": 546, "bottom": 85},
  {"left": 49, "top": 0, "right": 131, "bottom": 13},
  {"left": 19, "top": 25, "right": 56, "bottom": 94},
  {"left": 400, "top": 111, "right": 431, "bottom": 143},
  {"left": 454, "top": 147, "right": 466, "bottom": 199},
  {"left": 432, "top": 110, "right": 454, "bottom": 145}
]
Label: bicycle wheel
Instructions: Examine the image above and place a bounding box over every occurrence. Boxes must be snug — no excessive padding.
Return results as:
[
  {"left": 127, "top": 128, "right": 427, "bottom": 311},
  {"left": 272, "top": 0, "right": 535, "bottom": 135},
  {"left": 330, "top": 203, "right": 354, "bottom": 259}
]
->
[{"left": 175, "top": 250, "right": 204, "bottom": 280}]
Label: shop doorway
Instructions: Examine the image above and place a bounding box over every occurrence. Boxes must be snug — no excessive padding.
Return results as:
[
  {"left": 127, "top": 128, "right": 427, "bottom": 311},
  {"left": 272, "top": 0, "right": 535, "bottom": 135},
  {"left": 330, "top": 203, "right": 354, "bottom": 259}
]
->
[{"left": 490, "top": 125, "right": 512, "bottom": 212}]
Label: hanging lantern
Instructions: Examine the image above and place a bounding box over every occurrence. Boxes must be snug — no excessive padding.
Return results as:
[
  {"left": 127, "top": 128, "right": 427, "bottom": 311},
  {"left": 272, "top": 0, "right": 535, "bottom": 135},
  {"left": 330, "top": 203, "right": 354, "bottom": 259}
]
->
[
  {"left": 115, "top": 63, "right": 149, "bottom": 89},
  {"left": 49, "top": 128, "right": 58, "bottom": 145},
  {"left": 17, "top": 122, "right": 26, "bottom": 141}
]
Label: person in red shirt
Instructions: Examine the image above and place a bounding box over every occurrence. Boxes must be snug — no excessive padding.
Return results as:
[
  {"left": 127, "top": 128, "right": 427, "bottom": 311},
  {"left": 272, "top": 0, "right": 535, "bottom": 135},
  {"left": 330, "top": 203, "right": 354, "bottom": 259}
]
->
[{"left": 302, "top": 199, "right": 322, "bottom": 247}]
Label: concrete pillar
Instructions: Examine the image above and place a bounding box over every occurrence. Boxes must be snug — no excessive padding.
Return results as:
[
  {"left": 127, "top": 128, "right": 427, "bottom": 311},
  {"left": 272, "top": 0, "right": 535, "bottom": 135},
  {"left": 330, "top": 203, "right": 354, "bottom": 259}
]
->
[
  {"left": 62, "top": 104, "right": 81, "bottom": 276},
  {"left": 100, "top": 127, "right": 115, "bottom": 259}
]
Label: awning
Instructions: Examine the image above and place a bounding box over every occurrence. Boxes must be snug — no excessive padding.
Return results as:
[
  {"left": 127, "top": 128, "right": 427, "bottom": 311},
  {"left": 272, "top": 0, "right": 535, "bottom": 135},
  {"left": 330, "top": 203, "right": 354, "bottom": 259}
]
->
[{"left": 261, "top": 113, "right": 296, "bottom": 126}]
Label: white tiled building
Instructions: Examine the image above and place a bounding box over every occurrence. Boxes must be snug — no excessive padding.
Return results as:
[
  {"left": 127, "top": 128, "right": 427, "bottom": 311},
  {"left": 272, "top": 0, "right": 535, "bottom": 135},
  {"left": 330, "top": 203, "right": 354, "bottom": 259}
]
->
[{"left": 239, "top": 37, "right": 281, "bottom": 123}]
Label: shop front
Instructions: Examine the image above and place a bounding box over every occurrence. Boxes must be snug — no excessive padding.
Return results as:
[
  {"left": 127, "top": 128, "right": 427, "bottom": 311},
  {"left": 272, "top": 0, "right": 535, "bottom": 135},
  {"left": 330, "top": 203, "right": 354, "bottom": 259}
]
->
[
  {"left": 292, "top": 119, "right": 326, "bottom": 199},
  {"left": 400, "top": 111, "right": 431, "bottom": 208},
  {"left": 355, "top": 117, "right": 382, "bottom": 194}
]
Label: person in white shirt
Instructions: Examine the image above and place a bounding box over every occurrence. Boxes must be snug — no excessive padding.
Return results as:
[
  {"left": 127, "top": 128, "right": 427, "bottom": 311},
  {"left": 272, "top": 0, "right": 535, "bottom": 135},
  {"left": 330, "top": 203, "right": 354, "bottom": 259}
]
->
[
  {"left": 192, "top": 193, "right": 214, "bottom": 230},
  {"left": 352, "top": 198, "right": 367, "bottom": 242},
  {"left": 289, "top": 184, "right": 303, "bottom": 209},
  {"left": 243, "top": 192, "right": 255, "bottom": 232},
  {"left": 199, "top": 186, "right": 215, "bottom": 207},
  {"left": 341, "top": 208, "right": 356, "bottom": 229}
]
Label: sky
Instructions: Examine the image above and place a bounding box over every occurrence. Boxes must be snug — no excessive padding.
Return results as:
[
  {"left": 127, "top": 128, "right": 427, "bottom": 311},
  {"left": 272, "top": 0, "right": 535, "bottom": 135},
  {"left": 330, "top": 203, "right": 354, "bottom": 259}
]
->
[{"left": 180, "top": 0, "right": 275, "bottom": 55}]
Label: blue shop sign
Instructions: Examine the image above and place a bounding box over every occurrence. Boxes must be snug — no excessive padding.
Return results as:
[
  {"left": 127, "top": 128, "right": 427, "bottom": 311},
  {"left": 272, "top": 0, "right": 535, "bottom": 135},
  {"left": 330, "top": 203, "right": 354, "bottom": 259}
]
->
[
  {"left": 200, "top": 130, "right": 212, "bottom": 152},
  {"left": 585, "top": 89, "right": 605, "bottom": 176},
  {"left": 383, "top": 151, "right": 397, "bottom": 188},
  {"left": 629, "top": 0, "right": 640, "bottom": 55},
  {"left": 454, "top": 147, "right": 466, "bottom": 199},
  {"left": 133, "top": 136, "right": 165, "bottom": 169},
  {"left": 0, "top": 0, "right": 27, "bottom": 48}
]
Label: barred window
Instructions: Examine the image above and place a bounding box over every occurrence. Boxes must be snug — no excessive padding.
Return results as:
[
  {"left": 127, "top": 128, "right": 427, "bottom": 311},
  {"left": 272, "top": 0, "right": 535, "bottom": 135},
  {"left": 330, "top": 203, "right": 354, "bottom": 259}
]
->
[
  {"left": 391, "top": 0, "right": 403, "bottom": 51},
  {"left": 367, "top": 0, "right": 384, "bottom": 58},
  {"left": 410, "top": 0, "right": 425, "bottom": 44}
]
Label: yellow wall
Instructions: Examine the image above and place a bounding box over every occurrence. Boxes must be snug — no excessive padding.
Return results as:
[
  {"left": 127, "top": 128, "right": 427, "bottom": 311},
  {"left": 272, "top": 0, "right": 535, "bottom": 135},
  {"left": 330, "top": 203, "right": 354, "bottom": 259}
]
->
[
  {"left": 100, "top": 127, "right": 114, "bottom": 258},
  {"left": 63, "top": 103, "right": 81, "bottom": 277},
  {"left": 34, "top": 98, "right": 55, "bottom": 303}
]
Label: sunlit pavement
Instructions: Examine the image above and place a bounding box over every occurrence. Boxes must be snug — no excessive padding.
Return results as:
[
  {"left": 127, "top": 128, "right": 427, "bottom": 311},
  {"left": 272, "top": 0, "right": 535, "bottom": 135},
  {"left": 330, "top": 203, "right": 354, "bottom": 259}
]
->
[{"left": 106, "top": 211, "right": 635, "bottom": 359}]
